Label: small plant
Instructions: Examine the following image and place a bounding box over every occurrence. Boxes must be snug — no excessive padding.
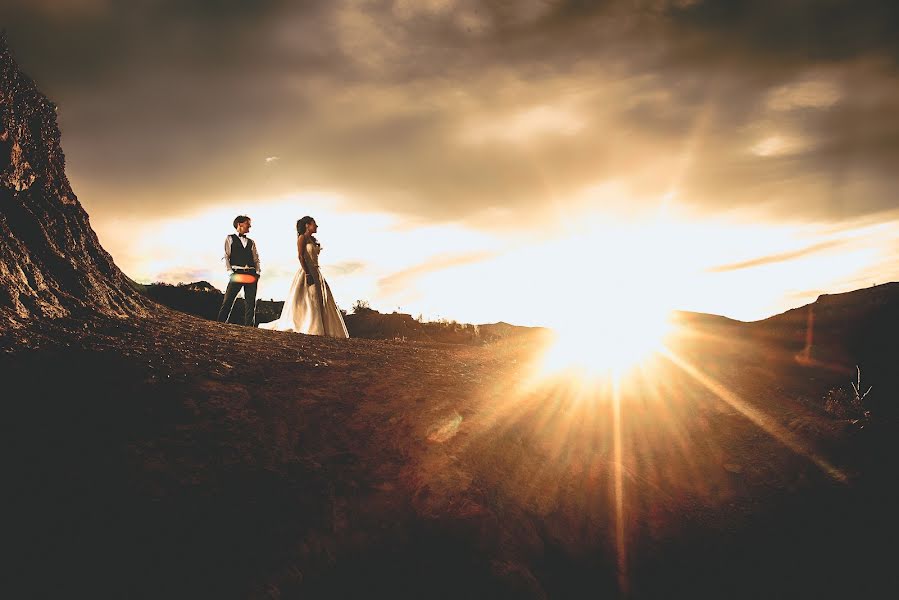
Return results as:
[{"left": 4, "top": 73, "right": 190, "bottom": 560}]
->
[
  {"left": 851, "top": 365, "right": 873, "bottom": 404},
  {"left": 824, "top": 365, "right": 873, "bottom": 425}
]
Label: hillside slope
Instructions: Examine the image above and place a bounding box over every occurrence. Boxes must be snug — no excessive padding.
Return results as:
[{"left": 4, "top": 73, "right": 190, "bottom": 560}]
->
[
  {"left": 5, "top": 307, "right": 898, "bottom": 599},
  {"left": 0, "top": 35, "right": 145, "bottom": 324}
]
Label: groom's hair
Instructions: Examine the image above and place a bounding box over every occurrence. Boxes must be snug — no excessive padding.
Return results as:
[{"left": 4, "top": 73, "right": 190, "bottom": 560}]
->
[{"left": 233, "top": 215, "right": 250, "bottom": 229}]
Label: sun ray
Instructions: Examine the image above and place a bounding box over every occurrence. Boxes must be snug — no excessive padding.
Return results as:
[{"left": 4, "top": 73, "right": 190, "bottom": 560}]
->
[
  {"left": 663, "top": 350, "right": 848, "bottom": 484},
  {"left": 611, "top": 378, "right": 629, "bottom": 596}
]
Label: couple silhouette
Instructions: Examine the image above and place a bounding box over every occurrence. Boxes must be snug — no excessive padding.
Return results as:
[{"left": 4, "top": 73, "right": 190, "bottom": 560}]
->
[{"left": 218, "top": 215, "right": 348, "bottom": 338}]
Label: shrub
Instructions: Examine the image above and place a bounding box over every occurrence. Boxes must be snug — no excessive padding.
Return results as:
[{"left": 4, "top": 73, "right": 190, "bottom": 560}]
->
[
  {"left": 823, "top": 387, "right": 853, "bottom": 420},
  {"left": 351, "top": 299, "right": 373, "bottom": 314},
  {"left": 824, "top": 366, "right": 873, "bottom": 424}
]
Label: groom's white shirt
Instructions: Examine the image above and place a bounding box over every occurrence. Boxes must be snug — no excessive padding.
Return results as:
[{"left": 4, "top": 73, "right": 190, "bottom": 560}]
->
[{"left": 224, "top": 234, "right": 261, "bottom": 274}]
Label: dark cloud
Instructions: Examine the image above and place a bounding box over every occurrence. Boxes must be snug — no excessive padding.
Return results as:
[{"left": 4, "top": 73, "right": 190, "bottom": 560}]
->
[
  {"left": 1, "top": 0, "right": 897, "bottom": 226},
  {"left": 667, "top": 0, "right": 899, "bottom": 65}
]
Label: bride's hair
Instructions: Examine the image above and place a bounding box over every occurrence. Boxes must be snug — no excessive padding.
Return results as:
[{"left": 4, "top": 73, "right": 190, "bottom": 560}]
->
[{"left": 296, "top": 216, "right": 319, "bottom": 245}]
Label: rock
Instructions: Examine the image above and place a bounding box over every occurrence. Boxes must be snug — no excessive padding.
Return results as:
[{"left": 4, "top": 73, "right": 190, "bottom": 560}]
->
[{"left": 0, "top": 34, "right": 146, "bottom": 324}]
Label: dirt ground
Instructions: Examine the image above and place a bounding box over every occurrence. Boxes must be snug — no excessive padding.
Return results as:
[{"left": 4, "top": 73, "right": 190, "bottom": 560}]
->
[{"left": 3, "top": 307, "right": 897, "bottom": 599}]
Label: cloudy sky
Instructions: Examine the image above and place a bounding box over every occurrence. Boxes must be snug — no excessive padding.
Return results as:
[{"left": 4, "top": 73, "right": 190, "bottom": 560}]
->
[{"left": 3, "top": 0, "right": 898, "bottom": 326}]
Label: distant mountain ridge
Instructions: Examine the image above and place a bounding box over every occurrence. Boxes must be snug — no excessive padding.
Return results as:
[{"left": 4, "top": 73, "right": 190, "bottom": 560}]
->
[
  {"left": 757, "top": 282, "right": 899, "bottom": 336},
  {"left": 669, "top": 283, "right": 899, "bottom": 357},
  {"left": 751, "top": 283, "right": 899, "bottom": 400},
  {"left": 138, "top": 280, "right": 541, "bottom": 344},
  {"left": 668, "top": 283, "right": 899, "bottom": 419},
  {"left": 140, "top": 279, "right": 899, "bottom": 380}
]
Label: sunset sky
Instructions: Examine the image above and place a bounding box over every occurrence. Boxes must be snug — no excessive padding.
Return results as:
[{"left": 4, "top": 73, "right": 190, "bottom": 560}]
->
[{"left": 3, "top": 0, "right": 898, "bottom": 327}]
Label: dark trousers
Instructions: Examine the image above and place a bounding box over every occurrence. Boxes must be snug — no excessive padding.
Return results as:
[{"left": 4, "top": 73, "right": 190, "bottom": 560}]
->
[{"left": 217, "top": 280, "right": 258, "bottom": 326}]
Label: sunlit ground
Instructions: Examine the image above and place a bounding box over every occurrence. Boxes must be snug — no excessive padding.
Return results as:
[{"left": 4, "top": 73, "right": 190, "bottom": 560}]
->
[
  {"left": 435, "top": 309, "right": 851, "bottom": 595},
  {"left": 522, "top": 302, "right": 677, "bottom": 592}
]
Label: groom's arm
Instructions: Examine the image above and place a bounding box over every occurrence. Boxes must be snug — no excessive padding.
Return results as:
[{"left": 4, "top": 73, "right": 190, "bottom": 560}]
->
[
  {"left": 224, "top": 235, "right": 233, "bottom": 271},
  {"left": 252, "top": 241, "right": 261, "bottom": 275}
]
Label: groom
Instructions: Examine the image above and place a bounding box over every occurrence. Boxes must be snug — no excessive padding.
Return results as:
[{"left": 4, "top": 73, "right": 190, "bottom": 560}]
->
[{"left": 217, "top": 215, "right": 261, "bottom": 326}]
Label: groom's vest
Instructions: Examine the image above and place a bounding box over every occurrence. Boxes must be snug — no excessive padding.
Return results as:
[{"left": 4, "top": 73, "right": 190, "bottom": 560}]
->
[{"left": 230, "top": 234, "right": 256, "bottom": 269}]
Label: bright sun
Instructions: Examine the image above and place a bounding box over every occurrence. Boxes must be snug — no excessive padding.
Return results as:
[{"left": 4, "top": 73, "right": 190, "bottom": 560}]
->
[
  {"left": 522, "top": 217, "right": 690, "bottom": 382},
  {"left": 537, "top": 298, "right": 674, "bottom": 380}
]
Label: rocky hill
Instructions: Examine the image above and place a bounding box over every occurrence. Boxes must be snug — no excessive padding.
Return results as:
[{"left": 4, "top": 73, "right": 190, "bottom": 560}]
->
[
  {"left": 0, "top": 34, "right": 145, "bottom": 326},
  {"left": 751, "top": 283, "right": 899, "bottom": 361},
  {"left": 747, "top": 283, "right": 899, "bottom": 419}
]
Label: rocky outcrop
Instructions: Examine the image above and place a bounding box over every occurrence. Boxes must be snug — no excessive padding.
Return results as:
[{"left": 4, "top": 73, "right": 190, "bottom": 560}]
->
[{"left": 0, "top": 34, "right": 145, "bottom": 325}]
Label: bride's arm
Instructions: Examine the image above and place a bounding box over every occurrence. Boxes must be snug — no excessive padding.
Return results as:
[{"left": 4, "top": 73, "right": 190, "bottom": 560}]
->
[
  {"left": 297, "top": 234, "right": 309, "bottom": 272},
  {"left": 297, "top": 234, "right": 315, "bottom": 284}
]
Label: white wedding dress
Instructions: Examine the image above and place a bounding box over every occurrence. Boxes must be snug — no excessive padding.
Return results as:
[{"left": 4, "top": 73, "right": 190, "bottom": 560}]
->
[{"left": 260, "top": 240, "right": 349, "bottom": 338}]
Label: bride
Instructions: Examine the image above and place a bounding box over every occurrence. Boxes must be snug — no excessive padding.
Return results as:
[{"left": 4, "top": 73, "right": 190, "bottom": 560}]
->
[{"left": 259, "top": 216, "right": 349, "bottom": 338}]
